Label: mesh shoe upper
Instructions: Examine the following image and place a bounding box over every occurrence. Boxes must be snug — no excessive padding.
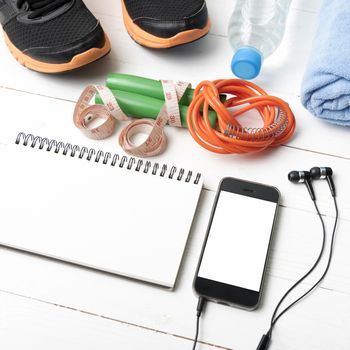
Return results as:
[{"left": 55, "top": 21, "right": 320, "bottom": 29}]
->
[
  {"left": 3, "top": 0, "right": 99, "bottom": 51},
  {"left": 123, "top": 0, "right": 208, "bottom": 39},
  {"left": 124, "top": 0, "right": 205, "bottom": 21}
]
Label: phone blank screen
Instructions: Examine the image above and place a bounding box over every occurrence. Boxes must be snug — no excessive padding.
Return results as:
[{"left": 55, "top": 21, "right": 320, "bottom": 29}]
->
[{"left": 198, "top": 190, "right": 277, "bottom": 292}]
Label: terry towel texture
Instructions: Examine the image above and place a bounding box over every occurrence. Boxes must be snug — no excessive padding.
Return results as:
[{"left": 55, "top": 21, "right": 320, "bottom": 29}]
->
[{"left": 301, "top": 0, "right": 350, "bottom": 126}]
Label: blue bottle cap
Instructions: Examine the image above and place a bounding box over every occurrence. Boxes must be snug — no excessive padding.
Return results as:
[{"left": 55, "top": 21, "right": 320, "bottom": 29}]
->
[{"left": 231, "top": 46, "right": 262, "bottom": 80}]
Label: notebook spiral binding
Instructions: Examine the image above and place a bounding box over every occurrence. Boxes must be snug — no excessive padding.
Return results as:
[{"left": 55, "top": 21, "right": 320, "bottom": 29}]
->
[{"left": 15, "top": 133, "right": 202, "bottom": 184}]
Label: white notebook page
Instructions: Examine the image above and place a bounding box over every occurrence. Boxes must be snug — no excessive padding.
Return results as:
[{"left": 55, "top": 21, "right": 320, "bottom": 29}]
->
[{"left": 0, "top": 140, "right": 202, "bottom": 288}]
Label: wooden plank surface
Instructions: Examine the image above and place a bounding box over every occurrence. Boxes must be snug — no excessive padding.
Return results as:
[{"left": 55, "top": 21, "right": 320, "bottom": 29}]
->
[
  {"left": 0, "top": 291, "right": 217, "bottom": 350},
  {"left": 1, "top": 1, "right": 349, "bottom": 349}
]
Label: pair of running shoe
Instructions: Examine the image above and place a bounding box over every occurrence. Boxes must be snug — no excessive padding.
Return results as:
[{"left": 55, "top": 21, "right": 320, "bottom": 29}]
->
[{"left": 0, "top": 0, "right": 210, "bottom": 73}]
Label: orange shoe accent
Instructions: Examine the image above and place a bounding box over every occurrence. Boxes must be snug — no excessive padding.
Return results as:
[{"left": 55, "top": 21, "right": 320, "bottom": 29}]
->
[
  {"left": 4, "top": 32, "right": 111, "bottom": 74},
  {"left": 121, "top": 0, "right": 211, "bottom": 49}
]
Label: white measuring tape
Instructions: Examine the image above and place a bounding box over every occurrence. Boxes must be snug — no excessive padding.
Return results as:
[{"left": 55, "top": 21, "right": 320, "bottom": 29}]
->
[{"left": 73, "top": 80, "right": 190, "bottom": 158}]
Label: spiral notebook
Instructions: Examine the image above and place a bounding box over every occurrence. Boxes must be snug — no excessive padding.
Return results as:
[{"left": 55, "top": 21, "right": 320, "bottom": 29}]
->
[{"left": 0, "top": 132, "right": 203, "bottom": 288}]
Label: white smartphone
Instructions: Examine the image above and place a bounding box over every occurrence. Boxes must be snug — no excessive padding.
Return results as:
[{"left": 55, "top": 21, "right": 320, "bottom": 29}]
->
[{"left": 194, "top": 177, "right": 280, "bottom": 310}]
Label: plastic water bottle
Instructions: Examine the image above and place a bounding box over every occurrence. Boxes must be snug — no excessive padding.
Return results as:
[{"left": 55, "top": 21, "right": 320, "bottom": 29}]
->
[{"left": 228, "top": 0, "right": 292, "bottom": 79}]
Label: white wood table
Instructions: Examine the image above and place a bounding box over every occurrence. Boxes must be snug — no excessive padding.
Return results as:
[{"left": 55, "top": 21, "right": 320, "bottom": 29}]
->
[{"left": 1, "top": 1, "right": 349, "bottom": 349}]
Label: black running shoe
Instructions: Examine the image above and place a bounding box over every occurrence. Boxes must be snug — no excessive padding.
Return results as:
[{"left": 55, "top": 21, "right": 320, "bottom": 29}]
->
[
  {"left": 0, "top": 0, "right": 111, "bottom": 73},
  {"left": 121, "top": 0, "right": 210, "bottom": 49}
]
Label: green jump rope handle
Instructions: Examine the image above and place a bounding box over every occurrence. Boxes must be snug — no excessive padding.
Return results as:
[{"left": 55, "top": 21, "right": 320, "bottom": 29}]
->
[
  {"left": 106, "top": 73, "right": 196, "bottom": 106},
  {"left": 106, "top": 73, "right": 226, "bottom": 106},
  {"left": 95, "top": 90, "right": 217, "bottom": 128},
  {"left": 95, "top": 73, "right": 227, "bottom": 128}
]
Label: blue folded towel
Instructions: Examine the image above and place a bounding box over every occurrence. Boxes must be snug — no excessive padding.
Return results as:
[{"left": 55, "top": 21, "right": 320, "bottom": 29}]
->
[{"left": 301, "top": 0, "right": 350, "bottom": 126}]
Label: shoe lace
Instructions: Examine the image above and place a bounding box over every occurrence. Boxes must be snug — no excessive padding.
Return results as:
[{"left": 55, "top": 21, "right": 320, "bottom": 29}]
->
[{"left": 17, "top": 0, "right": 72, "bottom": 19}]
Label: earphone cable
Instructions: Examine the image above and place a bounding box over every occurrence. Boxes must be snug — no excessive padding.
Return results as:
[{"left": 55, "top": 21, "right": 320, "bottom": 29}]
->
[
  {"left": 267, "top": 200, "right": 326, "bottom": 339},
  {"left": 192, "top": 297, "right": 206, "bottom": 350},
  {"left": 269, "top": 197, "right": 339, "bottom": 331},
  {"left": 192, "top": 313, "right": 201, "bottom": 350}
]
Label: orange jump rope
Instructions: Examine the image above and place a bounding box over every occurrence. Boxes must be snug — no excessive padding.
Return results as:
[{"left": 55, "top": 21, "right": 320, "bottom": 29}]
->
[{"left": 187, "top": 79, "right": 296, "bottom": 154}]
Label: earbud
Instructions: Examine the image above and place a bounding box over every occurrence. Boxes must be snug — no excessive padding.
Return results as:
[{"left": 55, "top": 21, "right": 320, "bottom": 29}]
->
[
  {"left": 310, "top": 167, "right": 336, "bottom": 197},
  {"left": 288, "top": 170, "right": 316, "bottom": 200}
]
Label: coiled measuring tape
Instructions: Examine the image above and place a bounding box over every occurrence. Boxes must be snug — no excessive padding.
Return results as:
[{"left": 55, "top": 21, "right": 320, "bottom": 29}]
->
[{"left": 74, "top": 81, "right": 189, "bottom": 158}]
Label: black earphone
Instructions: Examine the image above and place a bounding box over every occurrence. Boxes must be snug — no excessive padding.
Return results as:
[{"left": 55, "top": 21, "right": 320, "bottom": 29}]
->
[
  {"left": 288, "top": 170, "right": 316, "bottom": 200},
  {"left": 287, "top": 167, "right": 336, "bottom": 200},
  {"left": 310, "top": 166, "right": 336, "bottom": 197},
  {"left": 256, "top": 166, "right": 338, "bottom": 350}
]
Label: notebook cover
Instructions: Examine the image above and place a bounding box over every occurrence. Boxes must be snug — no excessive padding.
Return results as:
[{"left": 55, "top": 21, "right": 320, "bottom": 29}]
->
[{"left": 0, "top": 134, "right": 203, "bottom": 288}]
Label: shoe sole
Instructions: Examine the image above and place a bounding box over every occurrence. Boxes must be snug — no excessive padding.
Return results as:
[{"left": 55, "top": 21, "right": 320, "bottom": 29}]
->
[
  {"left": 121, "top": 0, "right": 211, "bottom": 49},
  {"left": 4, "top": 32, "right": 111, "bottom": 74}
]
